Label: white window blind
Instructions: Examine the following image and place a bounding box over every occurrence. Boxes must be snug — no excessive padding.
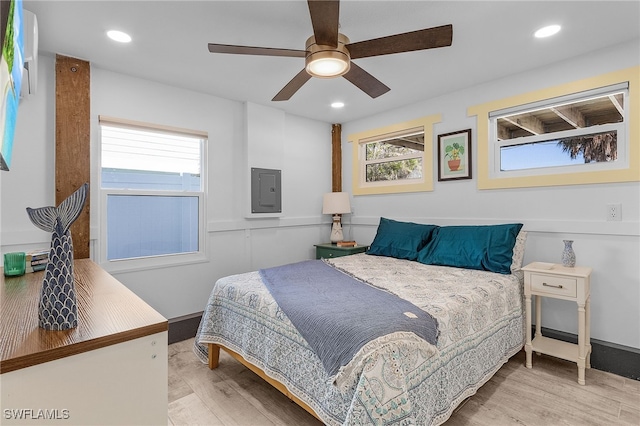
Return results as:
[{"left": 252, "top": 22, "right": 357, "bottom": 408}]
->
[{"left": 98, "top": 116, "right": 207, "bottom": 270}]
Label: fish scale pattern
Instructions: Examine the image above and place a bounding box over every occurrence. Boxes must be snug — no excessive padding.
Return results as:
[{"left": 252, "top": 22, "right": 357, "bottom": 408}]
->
[
  {"left": 39, "top": 229, "right": 77, "bottom": 330},
  {"left": 27, "top": 183, "right": 88, "bottom": 331}
]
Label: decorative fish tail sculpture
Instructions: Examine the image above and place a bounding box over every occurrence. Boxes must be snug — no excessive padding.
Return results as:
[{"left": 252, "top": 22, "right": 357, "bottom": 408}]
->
[{"left": 26, "top": 183, "right": 88, "bottom": 330}]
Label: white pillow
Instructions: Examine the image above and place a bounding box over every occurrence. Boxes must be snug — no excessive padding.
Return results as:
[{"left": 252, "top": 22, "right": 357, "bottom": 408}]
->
[{"left": 511, "top": 230, "right": 527, "bottom": 273}]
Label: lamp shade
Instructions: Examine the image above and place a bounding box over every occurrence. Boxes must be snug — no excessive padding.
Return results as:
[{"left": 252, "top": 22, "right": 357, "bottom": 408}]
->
[{"left": 322, "top": 192, "right": 351, "bottom": 215}]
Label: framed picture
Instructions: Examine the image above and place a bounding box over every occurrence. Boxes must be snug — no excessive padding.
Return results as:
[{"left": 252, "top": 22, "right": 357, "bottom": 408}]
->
[
  {"left": 437, "top": 129, "right": 472, "bottom": 181},
  {"left": 1, "top": 0, "right": 24, "bottom": 171}
]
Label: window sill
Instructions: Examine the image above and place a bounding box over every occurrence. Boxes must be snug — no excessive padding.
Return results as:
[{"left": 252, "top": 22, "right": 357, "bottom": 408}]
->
[{"left": 99, "top": 251, "right": 208, "bottom": 274}]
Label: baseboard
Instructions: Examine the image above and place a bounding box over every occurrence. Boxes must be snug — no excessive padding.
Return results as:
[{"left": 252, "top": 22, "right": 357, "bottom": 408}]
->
[
  {"left": 168, "top": 315, "right": 639, "bottom": 380},
  {"left": 168, "top": 312, "right": 203, "bottom": 344},
  {"left": 536, "top": 326, "right": 640, "bottom": 380}
]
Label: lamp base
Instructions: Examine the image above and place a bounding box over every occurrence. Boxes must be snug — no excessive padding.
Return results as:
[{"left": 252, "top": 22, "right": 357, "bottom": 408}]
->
[{"left": 330, "top": 214, "right": 343, "bottom": 243}]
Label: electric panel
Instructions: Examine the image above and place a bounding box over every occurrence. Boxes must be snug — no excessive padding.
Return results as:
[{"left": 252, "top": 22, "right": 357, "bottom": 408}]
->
[{"left": 250, "top": 168, "right": 281, "bottom": 213}]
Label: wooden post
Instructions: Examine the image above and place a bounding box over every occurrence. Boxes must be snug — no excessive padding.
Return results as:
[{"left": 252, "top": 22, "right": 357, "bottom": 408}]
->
[
  {"left": 331, "top": 123, "right": 342, "bottom": 192},
  {"left": 55, "top": 55, "right": 90, "bottom": 259}
]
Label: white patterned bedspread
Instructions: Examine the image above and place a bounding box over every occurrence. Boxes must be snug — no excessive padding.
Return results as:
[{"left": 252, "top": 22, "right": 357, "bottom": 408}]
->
[{"left": 195, "top": 254, "right": 525, "bottom": 425}]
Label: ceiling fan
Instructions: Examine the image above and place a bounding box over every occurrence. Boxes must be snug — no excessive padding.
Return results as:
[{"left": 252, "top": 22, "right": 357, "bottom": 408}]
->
[{"left": 207, "top": 0, "right": 453, "bottom": 101}]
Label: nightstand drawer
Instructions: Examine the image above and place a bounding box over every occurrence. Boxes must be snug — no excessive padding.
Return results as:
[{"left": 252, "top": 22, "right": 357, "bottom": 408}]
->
[
  {"left": 314, "top": 244, "right": 368, "bottom": 260},
  {"left": 530, "top": 274, "right": 577, "bottom": 298},
  {"left": 316, "top": 247, "right": 339, "bottom": 259}
]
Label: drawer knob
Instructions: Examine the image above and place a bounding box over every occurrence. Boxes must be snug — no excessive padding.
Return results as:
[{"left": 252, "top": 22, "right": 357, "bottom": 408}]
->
[{"left": 543, "top": 282, "right": 563, "bottom": 289}]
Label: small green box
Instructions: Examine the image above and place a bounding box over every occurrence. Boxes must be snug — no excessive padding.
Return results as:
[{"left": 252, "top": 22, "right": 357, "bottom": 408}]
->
[{"left": 4, "top": 252, "right": 26, "bottom": 276}]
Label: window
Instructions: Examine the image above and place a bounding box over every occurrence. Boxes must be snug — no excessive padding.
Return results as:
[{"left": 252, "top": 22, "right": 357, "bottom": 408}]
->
[
  {"left": 349, "top": 114, "right": 441, "bottom": 195},
  {"left": 99, "top": 116, "right": 207, "bottom": 271},
  {"left": 468, "top": 66, "right": 639, "bottom": 189},
  {"left": 363, "top": 128, "right": 424, "bottom": 183},
  {"left": 490, "top": 83, "right": 627, "bottom": 178}
]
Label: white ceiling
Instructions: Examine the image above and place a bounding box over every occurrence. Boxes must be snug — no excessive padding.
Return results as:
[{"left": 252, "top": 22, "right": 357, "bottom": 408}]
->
[{"left": 23, "top": 1, "right": 640, "bottom": 124}]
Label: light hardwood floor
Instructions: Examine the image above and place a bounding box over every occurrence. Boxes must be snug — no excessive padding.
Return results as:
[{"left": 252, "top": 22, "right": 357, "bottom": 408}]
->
[{"left": 168, "top": 338, "right": 639, "bottom": 425}]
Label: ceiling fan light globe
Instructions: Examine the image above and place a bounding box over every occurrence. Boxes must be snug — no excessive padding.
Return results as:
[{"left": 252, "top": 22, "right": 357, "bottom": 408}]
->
[{"left": 306, "top": 54, "right": 350, "bottom": 78}]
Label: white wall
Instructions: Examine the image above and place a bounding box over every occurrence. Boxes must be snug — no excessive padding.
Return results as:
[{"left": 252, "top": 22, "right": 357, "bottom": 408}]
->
[
  {"left": 3, "top": 40, "right": 638, "bottom": 350},
  {"left": 1, "top": 55, "right": 56, "bottom": 249},
  {"left": 1, "top": 53, "right": 333, "bottom": 320},
  {"left": 343, "top": 40, "right": 640, "bottom": 350}
]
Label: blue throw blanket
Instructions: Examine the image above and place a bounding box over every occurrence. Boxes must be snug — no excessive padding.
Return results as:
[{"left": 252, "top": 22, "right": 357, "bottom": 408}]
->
[{"left": 259, "top": 260, "right": 439, "bottom": 379}]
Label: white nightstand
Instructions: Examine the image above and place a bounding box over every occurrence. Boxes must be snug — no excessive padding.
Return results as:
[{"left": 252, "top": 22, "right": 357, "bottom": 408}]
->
[{"left": 522, "top": 262, "right": 593, "bottom": 385}]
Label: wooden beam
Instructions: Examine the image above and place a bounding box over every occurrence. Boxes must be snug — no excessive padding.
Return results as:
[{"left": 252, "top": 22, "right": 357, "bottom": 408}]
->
[
  {"left": 608, "top": 94, "right": 624, "bottom": 117},
  {"left": 56, "top": 55, "right": 90, "bottom": 259},
  {"left": 550, "top": 105, "right": 586, "bottom": 128},
  {"left": 497, "top": 123, "right": 512, "bottom": 141},
  {"left": 502, "top": 114, "right": 545, "bottom": 136},
  {"left": 331, "top": 124, "right": 342, "bottom": 192},
  {"left": 392, "top": 136, "right": 424, "bottom": 152},
  {"left": 389, "top": 140, "right": 424, "bottom": 151}
]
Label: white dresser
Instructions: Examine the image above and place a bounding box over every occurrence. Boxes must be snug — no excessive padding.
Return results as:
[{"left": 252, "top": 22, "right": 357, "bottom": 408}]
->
[{"left": 1, "top": 259, "right": 168, "bottom": 425}]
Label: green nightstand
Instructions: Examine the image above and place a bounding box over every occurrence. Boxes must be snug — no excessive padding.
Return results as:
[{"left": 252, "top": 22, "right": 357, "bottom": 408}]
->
[{"left": 314, "top": 243, "right": 368, "bottom": 260}]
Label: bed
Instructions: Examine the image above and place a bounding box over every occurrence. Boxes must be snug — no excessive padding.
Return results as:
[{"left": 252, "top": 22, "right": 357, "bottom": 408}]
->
[{"left": 195, "top": 220, "right": 527, "bottom": 425}]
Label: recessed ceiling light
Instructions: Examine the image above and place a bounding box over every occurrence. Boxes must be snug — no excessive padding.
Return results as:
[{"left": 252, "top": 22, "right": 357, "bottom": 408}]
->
[
  {"left": 331, "top": 102, "right": 345, "bottom": 109},
  {"left": 107, "top": 30, "right": 132, "bottom": 43},
  {"left": 534, "top": 25, "right": 561, "bottom": 39}
]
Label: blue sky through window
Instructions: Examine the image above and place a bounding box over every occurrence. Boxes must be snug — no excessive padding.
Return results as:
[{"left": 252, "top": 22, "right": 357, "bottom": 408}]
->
[{"left": 500, "top": 140, "right": 585, "bottom": 171}]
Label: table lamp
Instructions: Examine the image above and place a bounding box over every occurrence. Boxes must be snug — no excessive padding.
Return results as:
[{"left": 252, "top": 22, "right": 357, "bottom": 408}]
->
[{"left": 322, "top": 192, "right": 351, "bottom": 243}]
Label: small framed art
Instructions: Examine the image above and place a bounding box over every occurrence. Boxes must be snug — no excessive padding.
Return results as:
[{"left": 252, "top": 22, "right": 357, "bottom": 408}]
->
[{"left": 437, "top": 129, "right": 472, "bottom": 181}]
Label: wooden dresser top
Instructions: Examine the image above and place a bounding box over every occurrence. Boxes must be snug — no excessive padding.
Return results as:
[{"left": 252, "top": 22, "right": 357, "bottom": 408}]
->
[{"left": 1, "top": 259, "right": 168, "bottom": 373}]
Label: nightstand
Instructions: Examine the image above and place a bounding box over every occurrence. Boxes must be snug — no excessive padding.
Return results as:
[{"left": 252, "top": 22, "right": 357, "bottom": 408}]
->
[
  {"left": 314, "top": 243, "right": 368, "bottom": 260},
  {"left": 522, "top": 262, "right": 592, "bottom": 385}
]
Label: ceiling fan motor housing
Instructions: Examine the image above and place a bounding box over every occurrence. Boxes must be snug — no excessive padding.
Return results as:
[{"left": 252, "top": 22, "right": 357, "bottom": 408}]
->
[{"left": 305, "top": 33, "right": 351, "bottom": 78}]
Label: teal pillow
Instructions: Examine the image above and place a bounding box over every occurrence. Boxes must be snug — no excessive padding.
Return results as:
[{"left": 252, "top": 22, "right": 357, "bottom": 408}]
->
[
  {"left": 417, "top": 224, "right": 523, "bottom": 274},
  {"left": 368, "top": 218, "right": 438, "bottom": 261}
]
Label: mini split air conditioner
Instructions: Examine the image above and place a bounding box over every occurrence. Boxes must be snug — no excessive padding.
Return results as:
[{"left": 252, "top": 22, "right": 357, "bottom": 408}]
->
[{"left": 20, "top": 9, "right": 38, "bottom": 98}]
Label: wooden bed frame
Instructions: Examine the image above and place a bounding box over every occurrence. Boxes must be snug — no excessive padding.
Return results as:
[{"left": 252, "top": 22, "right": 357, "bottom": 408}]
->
[{"left": 208, "top": 343, "right": 321, "bottom": 421}]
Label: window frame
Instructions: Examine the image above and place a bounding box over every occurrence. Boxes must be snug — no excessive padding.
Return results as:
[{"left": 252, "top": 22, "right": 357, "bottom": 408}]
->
[
  {"left": 468, "top": 66, "right": 639, "bottom": 189},
  {"left": 349, "top": 114, "right": 441, "bottom": 195},
  {"left": 97, "top": 116, "right": 208, "bottom": 273},
  {"left": 488, "top": 84, "right": 628, "bottom": 179},
  {"left": 360, "top": 127, "right": 425, "bottom": 186}
]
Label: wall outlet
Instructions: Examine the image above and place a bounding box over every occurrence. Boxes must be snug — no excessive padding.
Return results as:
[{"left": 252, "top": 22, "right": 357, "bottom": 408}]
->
[{"left": 607, "top": 203, "right": 622, "bottom": 221}]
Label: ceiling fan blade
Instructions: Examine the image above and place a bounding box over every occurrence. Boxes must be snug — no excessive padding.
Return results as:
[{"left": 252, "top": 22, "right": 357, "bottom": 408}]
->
[
  {"left": 342, "top": 62, "right": 390, "bottom": 99},
  {"left": 347, "top": 24, "right": 453, "bottom": 59},
  {"left": 208, "top": 43, "right": 306, "bottom": 58},
  {"left": 307, "top": 0, "right": 339, "bottom": 47},
  {"left": 272, "top": 69, "right": 313, "bottom": 101}
]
